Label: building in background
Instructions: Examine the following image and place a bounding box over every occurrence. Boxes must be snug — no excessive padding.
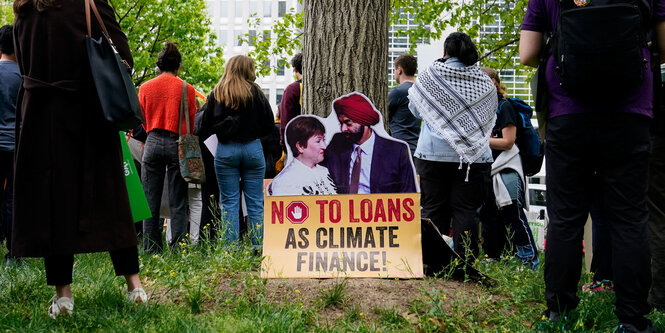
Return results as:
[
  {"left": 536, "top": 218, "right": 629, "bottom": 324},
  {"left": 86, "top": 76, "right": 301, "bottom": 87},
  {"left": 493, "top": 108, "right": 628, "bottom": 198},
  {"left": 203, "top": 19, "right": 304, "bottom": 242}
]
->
[
  {"left": 206, "top": 0, "right": 301, "bottom": 113},
  {"left": 206, "top": 1, "right": 437, "bottom": 113},
  {"left": 476, "top": 7, "right": 534, "bottom": 105}
]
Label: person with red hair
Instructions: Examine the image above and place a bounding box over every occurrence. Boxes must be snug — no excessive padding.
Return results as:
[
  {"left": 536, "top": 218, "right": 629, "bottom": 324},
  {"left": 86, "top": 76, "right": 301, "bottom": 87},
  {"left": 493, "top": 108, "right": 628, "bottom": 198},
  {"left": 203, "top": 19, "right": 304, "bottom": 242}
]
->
[{"left": 322, "top": 92, "right": 417, "bottom": 194}]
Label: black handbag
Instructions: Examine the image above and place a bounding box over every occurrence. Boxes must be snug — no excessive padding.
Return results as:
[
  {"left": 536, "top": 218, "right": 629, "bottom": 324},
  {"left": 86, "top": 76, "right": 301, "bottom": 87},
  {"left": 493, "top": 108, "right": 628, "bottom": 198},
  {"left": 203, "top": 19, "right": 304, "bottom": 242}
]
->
[{"left": 85, "top": 0, "right": 144, "bottom": 130}]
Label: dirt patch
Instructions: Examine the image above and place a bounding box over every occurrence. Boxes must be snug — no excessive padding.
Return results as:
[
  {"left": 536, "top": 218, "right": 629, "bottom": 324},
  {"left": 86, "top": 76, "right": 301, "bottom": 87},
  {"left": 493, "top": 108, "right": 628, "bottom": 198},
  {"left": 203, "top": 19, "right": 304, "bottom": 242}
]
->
[
  {"left": 150, "top": 272, "right": 506, "bottom": 327},
  {"left": 259, "top": 276, "right": 487, "bottom": 325}
]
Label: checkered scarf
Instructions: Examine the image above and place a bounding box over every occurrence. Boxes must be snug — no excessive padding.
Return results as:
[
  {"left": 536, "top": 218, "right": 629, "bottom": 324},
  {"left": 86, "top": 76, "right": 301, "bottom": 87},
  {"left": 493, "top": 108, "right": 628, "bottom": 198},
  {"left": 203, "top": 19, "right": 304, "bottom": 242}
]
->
[{"left": 409, "top": 61, "right": 497, "bottom": 164}]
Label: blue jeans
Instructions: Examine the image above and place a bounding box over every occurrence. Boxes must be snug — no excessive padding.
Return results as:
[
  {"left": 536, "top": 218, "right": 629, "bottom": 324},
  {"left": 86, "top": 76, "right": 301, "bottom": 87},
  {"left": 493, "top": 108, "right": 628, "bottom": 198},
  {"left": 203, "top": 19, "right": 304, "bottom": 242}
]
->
[
  {"left": 141, "top": 130, "right": 188, "bottom": 253},
  {"left": 214, "top": 140, "right": 265, "bottom": 245},
  {"left": 501, "top": 172, "right": 539, "bottom": 269},
  {"left": 481, "top": 170, "right": 539, "bottom": 269}
]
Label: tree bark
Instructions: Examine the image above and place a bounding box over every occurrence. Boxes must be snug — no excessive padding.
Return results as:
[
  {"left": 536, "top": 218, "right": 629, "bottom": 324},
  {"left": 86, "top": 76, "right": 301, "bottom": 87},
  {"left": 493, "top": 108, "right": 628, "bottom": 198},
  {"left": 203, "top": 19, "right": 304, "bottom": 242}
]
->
[{"left": 302, "top": 0, "right": 389, "bottom": 125}]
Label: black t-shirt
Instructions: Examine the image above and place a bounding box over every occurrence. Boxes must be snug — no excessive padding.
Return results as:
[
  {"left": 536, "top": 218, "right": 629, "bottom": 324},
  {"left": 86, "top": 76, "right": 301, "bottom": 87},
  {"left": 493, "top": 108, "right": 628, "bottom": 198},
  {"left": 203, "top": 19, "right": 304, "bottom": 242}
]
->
[{"left": 491, "top": 95, "right": 520, "bottom": 159}]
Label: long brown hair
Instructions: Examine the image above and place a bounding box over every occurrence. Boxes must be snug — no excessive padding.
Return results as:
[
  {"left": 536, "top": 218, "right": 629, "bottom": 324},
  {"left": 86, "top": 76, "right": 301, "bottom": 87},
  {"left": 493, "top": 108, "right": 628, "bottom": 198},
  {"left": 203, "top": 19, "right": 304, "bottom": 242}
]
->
[
  {"left": 214, "top": 55, "right": 256, "bottom": 110},
  {"left": 481, "top": 67, "right": 507, "bottom": 98},
  {"left": 14, "top": 0, "right": 59, "bottom": 15}
]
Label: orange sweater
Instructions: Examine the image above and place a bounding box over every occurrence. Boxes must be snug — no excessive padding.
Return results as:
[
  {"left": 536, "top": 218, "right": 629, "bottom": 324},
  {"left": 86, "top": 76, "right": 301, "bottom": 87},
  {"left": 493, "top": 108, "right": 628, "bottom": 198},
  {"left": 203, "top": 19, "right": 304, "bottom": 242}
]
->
[{"left": 138, "top": 73, "right": 197, "bottom": 134}]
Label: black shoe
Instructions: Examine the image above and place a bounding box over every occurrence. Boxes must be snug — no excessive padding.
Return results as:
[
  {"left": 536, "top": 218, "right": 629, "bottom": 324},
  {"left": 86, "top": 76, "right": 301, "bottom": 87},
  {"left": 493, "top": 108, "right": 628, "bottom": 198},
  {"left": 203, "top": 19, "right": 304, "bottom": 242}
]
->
[
  {"left": 537, "top": 310, "right": 568, "bottom": 331},
  {"left": 616, "top": 322, "right": 655, "bottom": 333}
]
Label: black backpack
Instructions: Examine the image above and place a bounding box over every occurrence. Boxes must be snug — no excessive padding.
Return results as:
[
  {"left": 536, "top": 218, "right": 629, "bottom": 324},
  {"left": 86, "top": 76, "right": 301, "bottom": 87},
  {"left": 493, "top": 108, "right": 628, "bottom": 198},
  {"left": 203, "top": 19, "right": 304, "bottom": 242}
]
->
[
  {"left": 553, "top": 0, "right": 650, "bottom": 96},
  {"left": 498, "top": 98, "right": 544, "bottom": 177}
]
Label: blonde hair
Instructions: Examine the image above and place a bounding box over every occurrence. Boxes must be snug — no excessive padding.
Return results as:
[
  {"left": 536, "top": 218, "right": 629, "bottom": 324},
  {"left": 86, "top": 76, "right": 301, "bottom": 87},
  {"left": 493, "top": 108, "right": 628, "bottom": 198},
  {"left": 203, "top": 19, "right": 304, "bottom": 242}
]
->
[
  {"left": 481, "top": 67, "right": 507, "bottom": 98},
  {"left": 213, "top": 55, "right": 256, "bottom": 110}
]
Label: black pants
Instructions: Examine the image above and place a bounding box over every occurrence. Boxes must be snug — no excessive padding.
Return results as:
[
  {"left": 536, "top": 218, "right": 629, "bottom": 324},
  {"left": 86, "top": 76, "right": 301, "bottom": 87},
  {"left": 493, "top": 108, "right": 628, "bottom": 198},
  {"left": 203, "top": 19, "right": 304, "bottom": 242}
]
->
[
  {"left": 416, "top": 158, "right": 490, "bottom": 260},
  {"left": 544, "top": 113, "right": 651, "bottom": 324},
  {"left": 44, "top": 247, "right": 139, "bottom": 286},
  {"left": 142, "top": 130, "right": 189, "bottom": 253},
  {"left": 0, "top": 151, "right": 13, "bottom": 258},
  {"left": 649, "top": 134, "right": 665, "bottom": 308}
]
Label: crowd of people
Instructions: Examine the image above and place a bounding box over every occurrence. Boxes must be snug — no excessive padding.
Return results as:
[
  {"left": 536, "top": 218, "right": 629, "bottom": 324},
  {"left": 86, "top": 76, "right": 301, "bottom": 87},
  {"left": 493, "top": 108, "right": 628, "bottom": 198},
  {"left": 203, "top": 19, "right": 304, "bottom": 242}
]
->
[{"left": 2, "top": 0, "right": 665, "bottom": 331}]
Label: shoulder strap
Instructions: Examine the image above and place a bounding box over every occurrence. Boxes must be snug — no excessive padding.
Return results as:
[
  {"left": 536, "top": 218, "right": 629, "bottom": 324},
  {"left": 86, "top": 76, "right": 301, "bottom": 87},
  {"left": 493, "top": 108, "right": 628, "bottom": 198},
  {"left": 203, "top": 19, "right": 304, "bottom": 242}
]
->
[
  {"left": 179, "top": 80, "right": 189, "bottom": 136},
  {"left": 85, "top": 0, "right": 110, "bottom": 38},
  {"left": 497, "top": 99, "right": 508, "bottom": 114}
]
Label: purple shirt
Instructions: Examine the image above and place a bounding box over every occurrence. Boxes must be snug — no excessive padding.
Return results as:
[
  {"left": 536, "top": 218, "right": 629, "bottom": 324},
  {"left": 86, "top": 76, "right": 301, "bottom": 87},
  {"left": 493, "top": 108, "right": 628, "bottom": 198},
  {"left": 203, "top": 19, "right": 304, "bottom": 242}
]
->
[{"left": 522, "top": 0, "right": 665, "bottom": 118}]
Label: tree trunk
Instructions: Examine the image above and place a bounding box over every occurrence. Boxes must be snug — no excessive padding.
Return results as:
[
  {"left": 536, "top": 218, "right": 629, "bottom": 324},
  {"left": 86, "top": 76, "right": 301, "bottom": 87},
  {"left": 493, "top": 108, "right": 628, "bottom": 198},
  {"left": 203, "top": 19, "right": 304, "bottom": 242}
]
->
[{"left": 302, "top": 0, "right": 389, "bottom": 126}]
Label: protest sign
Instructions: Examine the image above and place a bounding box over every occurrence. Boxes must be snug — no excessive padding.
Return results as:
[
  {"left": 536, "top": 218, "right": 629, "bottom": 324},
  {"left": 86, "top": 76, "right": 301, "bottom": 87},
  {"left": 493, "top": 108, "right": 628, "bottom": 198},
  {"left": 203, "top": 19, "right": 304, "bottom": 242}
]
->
[{"left": 261, "top": 193, "right": 423, "bottom": 278}]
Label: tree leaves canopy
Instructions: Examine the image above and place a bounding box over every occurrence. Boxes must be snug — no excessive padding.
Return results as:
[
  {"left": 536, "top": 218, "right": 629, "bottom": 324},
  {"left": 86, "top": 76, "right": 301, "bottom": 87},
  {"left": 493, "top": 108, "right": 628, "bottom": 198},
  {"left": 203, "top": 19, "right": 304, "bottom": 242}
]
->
[
  {"left": 108, "top": 0, "right": 224, "bottom": 93},
  {"left": 0, "top": 0, "right": 14, "bottom": 26},
  {"left": 243, "top": 0, "right": 532, "bottom": 78},
  {"left": 0, "top": 0, "right": 224, "bottom": 93}
]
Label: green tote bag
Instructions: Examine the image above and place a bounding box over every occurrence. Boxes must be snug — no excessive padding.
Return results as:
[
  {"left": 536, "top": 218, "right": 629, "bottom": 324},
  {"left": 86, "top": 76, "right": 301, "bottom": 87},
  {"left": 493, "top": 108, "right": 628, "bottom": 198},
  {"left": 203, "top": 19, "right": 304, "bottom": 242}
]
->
[{"left": 119, "top": 132, "right": 151, "bottom": 222}]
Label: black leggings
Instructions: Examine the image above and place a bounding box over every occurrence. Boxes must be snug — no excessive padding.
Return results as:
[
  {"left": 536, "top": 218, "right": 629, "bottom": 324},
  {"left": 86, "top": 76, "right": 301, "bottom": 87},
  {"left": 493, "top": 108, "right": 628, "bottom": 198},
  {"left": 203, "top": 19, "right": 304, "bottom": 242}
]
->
[{"left": 44, "top": 246, "right": 139, "bottom": 286}]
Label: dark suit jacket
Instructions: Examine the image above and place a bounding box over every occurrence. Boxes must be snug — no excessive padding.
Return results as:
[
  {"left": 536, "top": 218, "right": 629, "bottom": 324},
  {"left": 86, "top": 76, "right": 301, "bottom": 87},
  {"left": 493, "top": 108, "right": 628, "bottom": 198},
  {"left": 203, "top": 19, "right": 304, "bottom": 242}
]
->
[{"left": 322, "top": 132, "right": 417, "bottom": 194}]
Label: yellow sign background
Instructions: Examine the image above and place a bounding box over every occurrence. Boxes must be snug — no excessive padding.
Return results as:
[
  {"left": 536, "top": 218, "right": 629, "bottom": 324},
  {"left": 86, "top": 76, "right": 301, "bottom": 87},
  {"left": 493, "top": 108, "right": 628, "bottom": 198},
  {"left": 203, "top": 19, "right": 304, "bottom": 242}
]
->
[{"left": 261, "top": 193, "right": 423, "bottom": 278}]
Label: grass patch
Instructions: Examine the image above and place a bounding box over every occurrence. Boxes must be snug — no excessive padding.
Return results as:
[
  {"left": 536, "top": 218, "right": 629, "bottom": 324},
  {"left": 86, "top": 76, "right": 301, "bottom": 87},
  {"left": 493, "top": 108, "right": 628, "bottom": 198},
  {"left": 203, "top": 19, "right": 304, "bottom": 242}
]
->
[
  {"left": 317, "top": 278, "right": 349, "bottom": 308},
  {"left": 1, "top": 239, "right": 665, "bottom": 332}
]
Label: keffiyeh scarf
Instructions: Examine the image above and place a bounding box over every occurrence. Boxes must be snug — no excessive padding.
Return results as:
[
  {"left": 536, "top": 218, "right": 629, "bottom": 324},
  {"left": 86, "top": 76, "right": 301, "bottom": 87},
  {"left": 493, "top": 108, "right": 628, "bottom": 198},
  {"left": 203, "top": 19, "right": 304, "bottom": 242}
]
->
[{"left": 409, "top": 61, "right": 497, "bottom": 164}]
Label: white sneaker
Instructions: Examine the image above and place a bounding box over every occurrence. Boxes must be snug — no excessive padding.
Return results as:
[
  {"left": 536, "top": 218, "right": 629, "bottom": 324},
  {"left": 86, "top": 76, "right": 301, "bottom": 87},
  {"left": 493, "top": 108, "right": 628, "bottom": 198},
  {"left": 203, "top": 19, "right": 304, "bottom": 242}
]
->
[
  {"left": 126, "top": 287, "right": 148, "bottom": 304},
  {"left": 48, "top": 296, "right": 74, "bottom": 319}
]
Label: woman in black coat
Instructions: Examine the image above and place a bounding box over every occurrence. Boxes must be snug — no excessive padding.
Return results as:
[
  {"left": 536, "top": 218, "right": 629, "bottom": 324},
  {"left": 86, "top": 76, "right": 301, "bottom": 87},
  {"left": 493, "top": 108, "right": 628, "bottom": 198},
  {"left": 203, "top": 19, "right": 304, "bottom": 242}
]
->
[{"left": 12, "top": 0, "right": 146, "bottom": 317}]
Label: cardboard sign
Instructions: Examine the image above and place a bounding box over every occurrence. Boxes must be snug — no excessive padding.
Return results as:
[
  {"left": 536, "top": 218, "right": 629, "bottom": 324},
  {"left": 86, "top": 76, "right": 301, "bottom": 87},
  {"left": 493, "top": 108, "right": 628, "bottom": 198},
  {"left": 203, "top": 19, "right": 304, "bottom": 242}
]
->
[{"left": 261, "top": 193, "right": 423, "bottom": 278}]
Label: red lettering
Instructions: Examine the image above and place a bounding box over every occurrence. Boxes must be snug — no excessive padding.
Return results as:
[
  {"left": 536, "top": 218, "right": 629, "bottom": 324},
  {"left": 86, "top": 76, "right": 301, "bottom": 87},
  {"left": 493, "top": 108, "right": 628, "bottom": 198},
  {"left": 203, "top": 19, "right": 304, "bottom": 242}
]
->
[
  {"left": 361, "top": 199, "right": 372, "bottom": 222},
  {"left": 349, "top": 200, "right": 359, "bottom": 223},
  {"left": 402, "top": 198, "right": 415, "bottom": 221},
  {"left": 388, "top": 198, "right": 401, "bottom": 222},
  {"left": 374, "top": 199, "right": 386, "bottom": 222},
  {"left": 329, "top": 200, "right": 341, "bottom": 223},
  {"left": 316, "top": 200, "right": 328, "bottom": 223},
  {"left": 271, "top": 201, "right": 284, "bottom": 224}
]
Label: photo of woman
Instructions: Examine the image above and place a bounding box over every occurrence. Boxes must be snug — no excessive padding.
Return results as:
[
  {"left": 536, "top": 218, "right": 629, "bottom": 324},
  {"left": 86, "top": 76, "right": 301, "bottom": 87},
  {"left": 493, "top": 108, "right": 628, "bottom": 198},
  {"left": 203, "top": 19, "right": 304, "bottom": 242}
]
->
[{"left": 268, "top": 116, "right": 337, "bottom": 196}]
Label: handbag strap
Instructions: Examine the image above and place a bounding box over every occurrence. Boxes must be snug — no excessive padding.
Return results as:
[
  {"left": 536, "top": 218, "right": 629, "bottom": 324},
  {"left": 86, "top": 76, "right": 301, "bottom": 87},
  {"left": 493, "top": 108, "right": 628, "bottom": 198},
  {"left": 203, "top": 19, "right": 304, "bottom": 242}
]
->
[
  {"left": 85, "top": 0, "right": 110, "bottom": 38},
  {"left": 179, "top": 80, "right": 189, "bottom": 136}
]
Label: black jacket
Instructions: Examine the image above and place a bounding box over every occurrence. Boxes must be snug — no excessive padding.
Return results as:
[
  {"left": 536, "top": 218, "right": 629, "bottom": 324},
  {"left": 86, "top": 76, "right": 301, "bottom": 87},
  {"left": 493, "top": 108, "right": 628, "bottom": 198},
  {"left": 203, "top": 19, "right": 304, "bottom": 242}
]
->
[{"left": 197, "top": 83, "right": 274, "bottom": 143}]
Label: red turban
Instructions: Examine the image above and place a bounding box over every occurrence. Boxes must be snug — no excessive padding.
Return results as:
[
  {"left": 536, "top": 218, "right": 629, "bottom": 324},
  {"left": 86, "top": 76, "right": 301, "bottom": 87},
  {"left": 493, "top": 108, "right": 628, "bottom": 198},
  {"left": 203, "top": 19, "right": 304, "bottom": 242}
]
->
[{"left": 333, "top": 93, "right": 380, "bottom": 126}]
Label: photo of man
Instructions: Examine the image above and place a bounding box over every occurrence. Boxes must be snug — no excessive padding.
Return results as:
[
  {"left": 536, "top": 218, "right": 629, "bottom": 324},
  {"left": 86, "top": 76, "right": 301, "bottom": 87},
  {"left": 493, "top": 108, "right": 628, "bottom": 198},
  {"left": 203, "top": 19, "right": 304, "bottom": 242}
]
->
[{"left": 322, "top": 92, "right": 417, "bottom": 194}]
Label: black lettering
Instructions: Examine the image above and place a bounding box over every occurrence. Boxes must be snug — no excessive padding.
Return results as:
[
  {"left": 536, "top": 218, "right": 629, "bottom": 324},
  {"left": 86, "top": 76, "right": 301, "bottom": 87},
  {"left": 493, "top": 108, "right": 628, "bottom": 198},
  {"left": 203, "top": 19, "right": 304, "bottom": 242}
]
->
[
  {"left": 347, "top": 227, "right": 362, "bottom": 248},
  {"left": 389, "top": 226, "right": 399, "bottom": 248},
  {"left": 343, "top": 251, "right": 355, "bottom": 271},
  {"left": 329, "top": 252, "right": 341, "bottom": 271},
  {"left": 316, "top": 228, "right": 327, "bottom": 249},
  {"left": 309, "top": 252, "right": 314, "bottom": 271},
  {"left": 376, "top": 226, "right": 387, "bottom": 247},
  {"left": 328, "top": 228, "right": 338, "bottom": 249},
  {"left": 357, "top": 252, "right": 368, "bottom": 271},
  {"left": 364, "top": 227, "right": 376, "bottom": 248},
  {"left": 369, "top": 251, "right": 380, "bottom": 271},
  {"left": 298, "top": 228, "right": 310, "bottom": 249},
  {"left": 285, "top": 228, "right": 296, "bottom": 249},
  {"left": 382, "top": 251, "right": 387, "bottom": 271},
  {"left": 340, "top": 227, "right": 345, "bottom": 248},
  {"left": 297, "top": 252, "right": 307, "bottom": 272},
  {"left": 316, "top": 252, "right": 328, "bottom": 272}
]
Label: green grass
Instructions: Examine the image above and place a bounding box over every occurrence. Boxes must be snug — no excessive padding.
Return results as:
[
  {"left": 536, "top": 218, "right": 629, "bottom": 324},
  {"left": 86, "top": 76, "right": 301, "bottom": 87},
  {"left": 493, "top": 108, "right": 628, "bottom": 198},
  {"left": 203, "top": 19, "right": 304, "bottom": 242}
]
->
[{"left": 1, "top": 239, "right": 665, "bottom": 332}]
